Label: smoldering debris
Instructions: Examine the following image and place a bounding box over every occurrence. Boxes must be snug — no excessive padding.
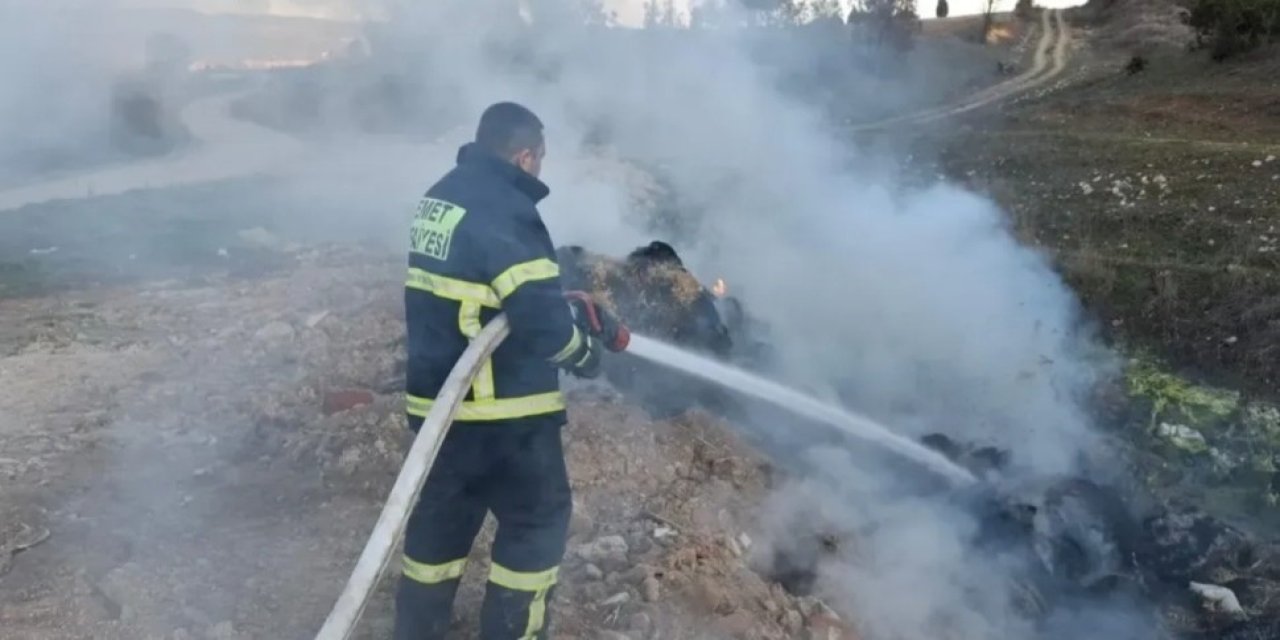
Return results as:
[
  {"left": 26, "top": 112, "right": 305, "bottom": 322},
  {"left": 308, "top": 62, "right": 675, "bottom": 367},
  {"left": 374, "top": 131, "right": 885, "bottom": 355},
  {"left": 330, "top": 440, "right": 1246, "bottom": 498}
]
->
[
  {"left": 926, "top": 434, "right": 1280, "bottom": 639},
  {"left": 557, "top": 240, "right": 730, "bottom": 355},
  {"left": 741, "top": 430, "right": 1280, "bottom": 640},
  {"left": 557, "top": 239, "right": 1280, "bottom": 638},
  {"left": 557, "top": 240, "right": 744, "bottom": 420}
]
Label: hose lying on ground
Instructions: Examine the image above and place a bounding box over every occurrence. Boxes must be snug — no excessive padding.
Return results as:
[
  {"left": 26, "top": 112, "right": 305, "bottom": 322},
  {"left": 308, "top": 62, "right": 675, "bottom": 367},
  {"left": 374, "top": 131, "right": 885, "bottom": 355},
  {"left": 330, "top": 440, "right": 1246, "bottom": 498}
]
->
[{"left": 314, "top": 315, "right": 512, "bottom": 640}]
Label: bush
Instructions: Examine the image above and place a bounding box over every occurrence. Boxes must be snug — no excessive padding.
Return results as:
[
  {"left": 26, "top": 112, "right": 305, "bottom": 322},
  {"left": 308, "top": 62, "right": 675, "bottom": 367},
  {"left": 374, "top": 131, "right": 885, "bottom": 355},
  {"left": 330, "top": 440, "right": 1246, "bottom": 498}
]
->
[
  {"left": 1184, "top": 0, "right": 1280, "bottom": 60},
  {"left": 108, "top": 76, "right": 187, "bottom": 156}
]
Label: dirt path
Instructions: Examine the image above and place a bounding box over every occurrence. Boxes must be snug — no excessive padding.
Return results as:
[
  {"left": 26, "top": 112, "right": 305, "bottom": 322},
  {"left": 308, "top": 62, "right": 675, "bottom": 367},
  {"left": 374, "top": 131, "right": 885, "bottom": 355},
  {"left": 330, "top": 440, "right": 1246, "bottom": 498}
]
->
[
  {"left": 0, "top": 13, "right": 1073, "bottom": 213},
  {"left": 0, "top": 87, "right": 305, "bottom": 213},
  {"left": 1048, "top": 8, "right": 1070, "bottom": 79},
  {"left": 850, "top": 9, "right": 1071, "bottom": 131}
]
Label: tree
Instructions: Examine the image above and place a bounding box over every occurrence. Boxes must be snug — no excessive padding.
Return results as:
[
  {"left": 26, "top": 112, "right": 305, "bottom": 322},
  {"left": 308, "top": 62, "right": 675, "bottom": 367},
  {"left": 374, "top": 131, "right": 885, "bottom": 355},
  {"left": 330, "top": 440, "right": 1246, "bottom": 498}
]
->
[
  {"left": 847, "top": 0, "right": 921, "bottom": 54},
  {"left": 1014, "top": 0, "right": 1034, "bottom": 19},
  {"left": 689, "top": 0, "right": 734, "bottom": 28},
  {"left": 737, "top": 0, "right": 791, "bottom": 10},
  {"left": 936, "top": 0, "right": 950, "bottom": 17},
  {"left": 733, "top": 0, "right": 806, "bottom": 26},
  {"left": 807, "top": 0, "right": 845, "bottom": 21},
  {"left": 1185, "top": 0, "right": 1280, "bottom": 60},
  {"left": 643, "top": 0, "right": 681, "bottom": 27},
  {"left": 577, "top": 0, "right": 616, "bottom": 26},
  {"left": 981, "top": 0, "right": 1000, "bottom": 43}
]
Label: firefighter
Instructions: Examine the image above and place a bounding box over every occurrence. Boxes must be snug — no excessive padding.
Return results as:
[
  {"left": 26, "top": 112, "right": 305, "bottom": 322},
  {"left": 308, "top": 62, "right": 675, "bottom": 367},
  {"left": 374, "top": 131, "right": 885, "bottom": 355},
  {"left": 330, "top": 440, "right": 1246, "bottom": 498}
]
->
[{"left": 397, "top": 102, "right": 603, "bottom": 639}]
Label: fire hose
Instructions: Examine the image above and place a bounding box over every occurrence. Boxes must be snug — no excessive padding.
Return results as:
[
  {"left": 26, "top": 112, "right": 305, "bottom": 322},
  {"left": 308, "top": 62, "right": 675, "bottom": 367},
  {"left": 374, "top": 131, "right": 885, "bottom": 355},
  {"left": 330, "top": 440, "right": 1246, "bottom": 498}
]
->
[
  {"left": 313, "top": 314, "right": 510, "bottom": 640},
  {"left": 314, "top": 293, "right": 627, "bottom": 640}
]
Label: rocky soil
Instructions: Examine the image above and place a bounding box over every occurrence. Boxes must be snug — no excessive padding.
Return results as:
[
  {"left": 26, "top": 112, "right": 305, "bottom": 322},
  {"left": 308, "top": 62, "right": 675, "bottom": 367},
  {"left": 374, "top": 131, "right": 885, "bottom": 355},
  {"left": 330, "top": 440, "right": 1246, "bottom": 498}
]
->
[{"left": 0, "top": 243, "right": 860, "bottom": 640}]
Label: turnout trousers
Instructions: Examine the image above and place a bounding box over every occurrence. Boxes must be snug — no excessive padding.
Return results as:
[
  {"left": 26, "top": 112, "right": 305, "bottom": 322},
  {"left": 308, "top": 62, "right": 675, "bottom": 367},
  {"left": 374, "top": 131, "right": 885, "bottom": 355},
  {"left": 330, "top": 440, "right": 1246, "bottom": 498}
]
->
[{"left": 394, "top": 419, "right": 572, "bottom": 640}]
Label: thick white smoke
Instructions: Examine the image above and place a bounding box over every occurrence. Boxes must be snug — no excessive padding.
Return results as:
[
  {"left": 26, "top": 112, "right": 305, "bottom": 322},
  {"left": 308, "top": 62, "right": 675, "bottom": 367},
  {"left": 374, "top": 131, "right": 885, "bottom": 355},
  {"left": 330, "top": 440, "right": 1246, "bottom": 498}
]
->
[
  {"left": 336, "top": 3, "right": 1128, "bottom": 637},
  {"left": 0, "top": 1, "right": 127, "bottom": 183},
  {"left": 0, "top": 0, "right": 1131, "bottom": 637},
  {"left": 350, "top": 0, "right": 1112, "bottom": 473}
]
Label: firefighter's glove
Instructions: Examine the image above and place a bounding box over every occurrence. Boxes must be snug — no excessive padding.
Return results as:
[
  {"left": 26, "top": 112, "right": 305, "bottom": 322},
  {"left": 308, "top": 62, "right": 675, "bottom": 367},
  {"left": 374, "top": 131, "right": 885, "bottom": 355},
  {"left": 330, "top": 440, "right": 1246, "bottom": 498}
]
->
[
  {"left": 566, "top": 334, "right": 603, "bottom": 380},
  {"left": 565, "top": 291, "right": 631, "bottom": 353}
]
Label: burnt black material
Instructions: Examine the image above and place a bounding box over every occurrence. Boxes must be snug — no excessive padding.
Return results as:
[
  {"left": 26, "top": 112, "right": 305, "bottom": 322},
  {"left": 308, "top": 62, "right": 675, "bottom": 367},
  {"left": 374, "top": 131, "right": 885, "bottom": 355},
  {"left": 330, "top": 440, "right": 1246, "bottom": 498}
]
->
[
  {"left": 1031, "top": 479, "right": 1139, "bottom": 590},
  {"left": 1139, "top": 504, "right": 1262, "bottom": 584},
  {"left": 558, "top": 239, "right": 1280, "bottom": 639},
  {"left": 627, "top": 240, "right": 683, "bottom": 265},
  {"left": 556, "top": 241, "right": 736, "bottom": 419}
]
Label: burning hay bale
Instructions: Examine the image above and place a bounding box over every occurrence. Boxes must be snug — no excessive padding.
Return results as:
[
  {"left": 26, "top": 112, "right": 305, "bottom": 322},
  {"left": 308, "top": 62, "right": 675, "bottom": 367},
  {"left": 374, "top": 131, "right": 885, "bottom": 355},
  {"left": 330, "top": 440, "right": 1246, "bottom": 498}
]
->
[
  {"left": 557, "top": 240, "right": 731, "bottom": 356},
  {"left": 557, "top": 241, "right": 744, "bottom": 419}
]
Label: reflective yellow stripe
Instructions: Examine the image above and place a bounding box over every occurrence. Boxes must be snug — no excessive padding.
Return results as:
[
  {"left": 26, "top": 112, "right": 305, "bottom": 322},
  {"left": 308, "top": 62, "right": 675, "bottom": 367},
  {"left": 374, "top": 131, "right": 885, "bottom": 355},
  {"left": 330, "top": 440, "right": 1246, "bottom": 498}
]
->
[
  {"left": 549, "top": 326, "right": 583, "bottom": 364},
  {"left": 406, "top": 394, "right": 432, "bottom": 417},
  {"left": 489, "top": 563, "right": 558, "bottom": 640},
  {"left": 491, "top": 258, "right": 560, "bottom": 300},
  {"left": 573, "top": 342, "right": 594, "bottom": 367},
  {"left": 456, "top": 301, "right": 494, "bottom": 401},
  {"left": 407, "top": 392, "right": 566, "bottom": 421},
  {"left": 489, "top": 563, "right": 559, "bottom": 592},
  {"left": 403, "top": 557, "right": 466, "bottom": 585},
  {"left": 472, "top": 358, "right": 495, "bottom": 401},
  {"left": 525, "top": 588, "right": 549, "bottom": 640},
  {"left": 458, "top": 301, "right": 483, "bottom": 338},
  {"left": 407, "top": 267, "right": 500, "bottom": 307},
  {"left": 406, "top": 261, "right": 566, "bottom": 420},
  {"left": 524, "top": 589, "right": 549, "bottom": 640}
]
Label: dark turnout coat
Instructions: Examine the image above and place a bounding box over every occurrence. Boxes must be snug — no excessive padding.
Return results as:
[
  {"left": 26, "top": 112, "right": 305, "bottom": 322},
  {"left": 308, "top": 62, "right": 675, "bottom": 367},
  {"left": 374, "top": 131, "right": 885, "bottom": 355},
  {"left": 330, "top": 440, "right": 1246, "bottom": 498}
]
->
[{"left": 404, "top": 143, "right": 586, "bottom": 429}]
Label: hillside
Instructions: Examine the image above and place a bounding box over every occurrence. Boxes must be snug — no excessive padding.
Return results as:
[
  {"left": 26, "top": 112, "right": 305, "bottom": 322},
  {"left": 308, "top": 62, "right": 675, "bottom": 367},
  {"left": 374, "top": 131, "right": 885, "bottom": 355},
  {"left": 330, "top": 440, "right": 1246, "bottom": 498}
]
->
[{"left": 916, "top": 0, "right": 1280, "bottom": 395}]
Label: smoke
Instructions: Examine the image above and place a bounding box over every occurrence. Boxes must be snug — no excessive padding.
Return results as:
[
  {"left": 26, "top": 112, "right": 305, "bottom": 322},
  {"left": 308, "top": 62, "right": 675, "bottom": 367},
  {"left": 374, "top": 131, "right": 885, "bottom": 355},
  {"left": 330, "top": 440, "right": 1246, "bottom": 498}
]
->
[
  {"left": 754, "top": 446, "right": 1157, "bottom": 640},
  {"left": 335, "top": 0, "right": 1113, "bottom": 472},
  {"left": 317, "top": 2, "right": 1137, "bottom": 637},
  {"left": 763, "top": 458, "right": 1037, "bottom": 640},
  {"left": 0, "top": 0, "right": 1139, "bottom": 637},
  {"left": 0, "top": 1, "right": 126, "bottom": 182}
]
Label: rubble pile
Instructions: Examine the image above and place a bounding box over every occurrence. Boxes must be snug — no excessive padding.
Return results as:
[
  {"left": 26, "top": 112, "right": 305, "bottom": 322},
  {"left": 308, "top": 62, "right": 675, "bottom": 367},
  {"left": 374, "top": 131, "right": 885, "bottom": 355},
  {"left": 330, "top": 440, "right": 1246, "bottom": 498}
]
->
[{"left": 917, "top": 433, "right": 1280, "bottom": 640}]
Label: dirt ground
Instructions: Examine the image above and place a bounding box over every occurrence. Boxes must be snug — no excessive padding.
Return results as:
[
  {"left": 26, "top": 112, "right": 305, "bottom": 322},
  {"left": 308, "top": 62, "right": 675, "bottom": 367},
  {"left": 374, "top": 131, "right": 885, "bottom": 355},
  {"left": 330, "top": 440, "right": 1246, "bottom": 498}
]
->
[{"left": 0, "top": 243, "right": 855, "bottom": 640}]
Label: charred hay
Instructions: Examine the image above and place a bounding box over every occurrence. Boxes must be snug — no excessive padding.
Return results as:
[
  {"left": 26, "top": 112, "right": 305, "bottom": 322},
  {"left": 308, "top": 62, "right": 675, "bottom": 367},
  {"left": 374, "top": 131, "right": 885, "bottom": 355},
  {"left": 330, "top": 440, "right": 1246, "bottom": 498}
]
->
[{"left": 556, "top": 241, "right": 755, "bottom": 421}]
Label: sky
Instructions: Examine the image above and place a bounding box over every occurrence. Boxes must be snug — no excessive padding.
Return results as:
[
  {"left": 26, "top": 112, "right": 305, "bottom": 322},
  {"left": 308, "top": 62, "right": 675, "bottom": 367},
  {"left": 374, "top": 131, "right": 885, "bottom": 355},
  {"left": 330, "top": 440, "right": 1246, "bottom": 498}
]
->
[
  {"left": 604, "top": 0, "right": 1087, "bottom": 24},
  {"left": 121, "top": 0, "right": 1086, "bottom": 25}
]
